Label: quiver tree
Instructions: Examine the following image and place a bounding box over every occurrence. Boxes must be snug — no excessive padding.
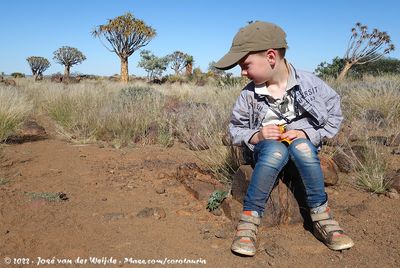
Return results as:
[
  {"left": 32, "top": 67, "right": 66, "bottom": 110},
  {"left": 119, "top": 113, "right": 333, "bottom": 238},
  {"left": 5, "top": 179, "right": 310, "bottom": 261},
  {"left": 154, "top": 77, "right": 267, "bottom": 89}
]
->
[
  {"left": 185, "top": 55, "right": 194, "bottom": 76},
  {"left": 137, "top": 50, "right": 168, "bottom": 82},
  {"left": 208, "top": 61, "right": 225, "bottom": 77},
  {"left": 26, "top": 56, "right": 50, "bottom": 81},
  {"left": 338, "top": 22, "right": 395, "bottom": 79},
  {"left": 92, "top": 12, "right": 156, "bottom": 83},
  {"left": 53, "top": 46, "right": 86, "bottom": 80},
  {"left": 167, "top": 51, "right": 192, "bottom": 75}
]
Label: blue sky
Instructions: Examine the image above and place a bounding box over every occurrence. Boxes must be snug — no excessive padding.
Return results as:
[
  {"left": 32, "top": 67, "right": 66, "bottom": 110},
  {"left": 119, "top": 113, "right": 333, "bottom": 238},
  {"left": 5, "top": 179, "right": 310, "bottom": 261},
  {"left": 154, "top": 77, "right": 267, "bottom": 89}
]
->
[{"left": 1, "top": 0, "right": 399, "bottom": 77}]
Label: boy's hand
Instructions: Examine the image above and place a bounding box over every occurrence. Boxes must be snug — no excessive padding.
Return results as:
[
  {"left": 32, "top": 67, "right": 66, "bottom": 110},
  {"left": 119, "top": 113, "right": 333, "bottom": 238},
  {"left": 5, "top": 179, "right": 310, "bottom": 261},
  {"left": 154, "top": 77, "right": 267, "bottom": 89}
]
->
[
  {"left": 280, "top": 130, "right": 307, "bottom": 141},
  {"left": 253, "top": 125, "right": 281, "bottom": 143},
  {"left": 260, "top": 124, "right": 282, "bottom": 140}
]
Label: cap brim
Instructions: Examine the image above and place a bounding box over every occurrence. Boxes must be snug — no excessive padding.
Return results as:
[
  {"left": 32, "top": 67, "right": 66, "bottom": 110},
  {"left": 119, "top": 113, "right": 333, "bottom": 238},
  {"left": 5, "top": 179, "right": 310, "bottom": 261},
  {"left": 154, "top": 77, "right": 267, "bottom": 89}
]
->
[{"left": 213, "top": 51, "right": 248, "bottom": 70}]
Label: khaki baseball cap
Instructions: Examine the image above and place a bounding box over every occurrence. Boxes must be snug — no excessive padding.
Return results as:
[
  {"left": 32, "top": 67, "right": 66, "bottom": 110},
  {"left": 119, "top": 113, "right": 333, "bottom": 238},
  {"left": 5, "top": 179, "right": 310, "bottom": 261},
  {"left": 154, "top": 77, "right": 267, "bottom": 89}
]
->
[{"left": 214, "top": 21, "right": 288, "bottom": 70}]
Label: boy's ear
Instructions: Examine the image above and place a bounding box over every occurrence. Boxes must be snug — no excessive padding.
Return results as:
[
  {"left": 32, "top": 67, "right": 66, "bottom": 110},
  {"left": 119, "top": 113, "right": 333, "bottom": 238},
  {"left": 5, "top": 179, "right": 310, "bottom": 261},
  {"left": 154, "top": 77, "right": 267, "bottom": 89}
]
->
[{"left": 265, "top": 49, "right": 277, "bottom": 64}]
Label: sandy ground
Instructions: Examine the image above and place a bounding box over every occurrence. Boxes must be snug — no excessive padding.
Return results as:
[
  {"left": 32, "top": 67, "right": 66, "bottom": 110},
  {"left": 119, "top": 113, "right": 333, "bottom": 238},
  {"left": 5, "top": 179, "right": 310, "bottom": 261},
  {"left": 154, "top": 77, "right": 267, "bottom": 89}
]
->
[{"left": 0, "top": 135, "right": 399, "bottom": 268}]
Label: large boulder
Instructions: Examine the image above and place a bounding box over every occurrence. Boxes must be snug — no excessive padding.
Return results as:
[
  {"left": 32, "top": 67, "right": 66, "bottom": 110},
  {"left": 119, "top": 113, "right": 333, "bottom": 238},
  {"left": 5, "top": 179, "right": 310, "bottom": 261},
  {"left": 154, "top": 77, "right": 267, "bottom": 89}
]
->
[
  {"left": 223, "top": 152, "right": 339, "bottom": 227},
  {"left": 6, "top": 120, "right": 47, "bottom": 143},
  {"left": 224, "top": 163, "right": 309, "bottom": 227},
  {"left": 176, "top": 163, "right": 226, "bottom": 201},
  {"left": 320, "top": 155, "right": 339, "bottom": 186}
]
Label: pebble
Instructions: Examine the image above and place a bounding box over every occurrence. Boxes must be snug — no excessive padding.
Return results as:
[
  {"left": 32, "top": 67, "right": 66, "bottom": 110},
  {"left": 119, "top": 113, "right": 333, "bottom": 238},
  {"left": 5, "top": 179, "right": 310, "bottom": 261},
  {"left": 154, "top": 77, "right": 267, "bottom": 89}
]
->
[
  {"left": 155, "top": 185, "right": 166, "bottom": 194},
  {"left": 214, "top": 230, "right": 228, "bottom": 239},
  {"left": 199, "top": 226, "right": 211, "bottom": 234},
  {"left": 210, "top": 208, "right": 222, "bottom": 216},
  {"left": 136, "top": 207, "right": 166, "bottom": 219},
  {"left": 386, "top": 191, "right": 400, "bottom": 199}
]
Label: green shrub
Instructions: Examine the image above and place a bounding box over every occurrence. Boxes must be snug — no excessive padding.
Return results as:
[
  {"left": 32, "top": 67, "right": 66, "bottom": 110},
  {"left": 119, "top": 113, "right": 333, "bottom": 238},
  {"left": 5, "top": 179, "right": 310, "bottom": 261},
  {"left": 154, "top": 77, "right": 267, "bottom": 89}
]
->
[{"left": 10, "top": 72, "right": 25, "bottom": 78}]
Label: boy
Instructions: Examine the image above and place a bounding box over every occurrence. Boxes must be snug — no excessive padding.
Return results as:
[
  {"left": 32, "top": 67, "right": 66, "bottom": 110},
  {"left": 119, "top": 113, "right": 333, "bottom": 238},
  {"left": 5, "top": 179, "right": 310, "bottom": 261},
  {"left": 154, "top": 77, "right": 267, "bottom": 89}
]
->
[{"left": 214, "top": 21, "right": 354, "bottom": 256}]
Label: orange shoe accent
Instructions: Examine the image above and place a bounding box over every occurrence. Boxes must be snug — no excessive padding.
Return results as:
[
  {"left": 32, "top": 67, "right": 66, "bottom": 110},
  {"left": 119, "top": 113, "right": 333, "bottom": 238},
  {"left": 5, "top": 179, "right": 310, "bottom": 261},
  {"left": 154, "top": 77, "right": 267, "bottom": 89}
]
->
[
  {"left": 333, "top": 232, "right": 345, "bottom": 237},
  {"left": 239, "top": 238, "right": 252, "bottom": 243},
  {"left": 243, "top": 211, "right": 253, "bottom": 216}
]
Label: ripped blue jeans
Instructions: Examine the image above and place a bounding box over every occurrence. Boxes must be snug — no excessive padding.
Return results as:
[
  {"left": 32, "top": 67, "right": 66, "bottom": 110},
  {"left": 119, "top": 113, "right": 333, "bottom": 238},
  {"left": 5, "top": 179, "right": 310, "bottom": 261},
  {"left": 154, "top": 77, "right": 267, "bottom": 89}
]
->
[{"left": 243, "top": 138, "right": 327, "bottom": 216}]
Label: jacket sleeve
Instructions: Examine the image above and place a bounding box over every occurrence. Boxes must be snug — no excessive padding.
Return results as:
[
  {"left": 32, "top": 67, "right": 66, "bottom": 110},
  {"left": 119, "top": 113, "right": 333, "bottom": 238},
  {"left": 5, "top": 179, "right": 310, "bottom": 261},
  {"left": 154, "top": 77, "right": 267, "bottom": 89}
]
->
[
  {"left": 229, "top": 90, "right": 259, "bottom": 151},
  {"left": 288, "top": 78, "right": 343, "bottom": 146},
  {"left": 316, "top": 79, "right": 343, "bottom": 141}
]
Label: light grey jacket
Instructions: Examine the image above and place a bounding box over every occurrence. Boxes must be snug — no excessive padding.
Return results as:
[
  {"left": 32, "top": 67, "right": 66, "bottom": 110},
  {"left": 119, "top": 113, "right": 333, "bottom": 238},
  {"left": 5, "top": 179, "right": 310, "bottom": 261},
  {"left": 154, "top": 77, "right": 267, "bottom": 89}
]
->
[{"left": 229, "top": 66, "right": 343, "bottom": 151}]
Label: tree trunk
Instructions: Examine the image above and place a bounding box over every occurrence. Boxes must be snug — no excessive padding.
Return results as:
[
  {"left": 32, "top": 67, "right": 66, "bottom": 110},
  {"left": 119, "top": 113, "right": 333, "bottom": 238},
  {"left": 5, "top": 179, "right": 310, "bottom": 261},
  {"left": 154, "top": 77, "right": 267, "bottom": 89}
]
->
[
  {"left": 34, "top": 73, "right": 43, "bottom": 81},
  {"left": 338, "top": 61, "right": 353, "bottom": 80},
  {"left": 64, "top": 65, "right": 70, "bottom": 81},
  {"left": 120, "top": 57, "right": 129, "bottom": 83},
  {"left": 186, "top": 63, "right": 193, "bottom": 76}
]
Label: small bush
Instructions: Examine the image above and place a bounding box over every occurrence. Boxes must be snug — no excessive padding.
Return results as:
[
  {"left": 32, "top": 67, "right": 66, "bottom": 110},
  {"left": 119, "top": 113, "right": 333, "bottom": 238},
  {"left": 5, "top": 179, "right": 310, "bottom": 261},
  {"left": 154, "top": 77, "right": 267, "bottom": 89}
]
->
[
  {"left": 11, "top": 72, "right": 25, "bottom": 78},
  {"left": 350, "top": 141, "right": 391, "bottom": 193},
  {"left": 0, "top": 178, "right": 10, "bottom": 185},
  {"left": 25, "top": 192, "right": 68, "bottom": 202},
  {"left": 0, "top": 88, "right": 32, "bottom": 141}
]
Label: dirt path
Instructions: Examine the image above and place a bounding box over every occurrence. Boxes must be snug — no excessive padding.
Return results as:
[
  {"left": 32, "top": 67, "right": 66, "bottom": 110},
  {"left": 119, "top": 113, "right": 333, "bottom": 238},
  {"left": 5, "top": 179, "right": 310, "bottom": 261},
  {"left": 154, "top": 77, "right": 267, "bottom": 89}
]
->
[{"left": 0, "top": 137, "right": 399, "bottom": 267}]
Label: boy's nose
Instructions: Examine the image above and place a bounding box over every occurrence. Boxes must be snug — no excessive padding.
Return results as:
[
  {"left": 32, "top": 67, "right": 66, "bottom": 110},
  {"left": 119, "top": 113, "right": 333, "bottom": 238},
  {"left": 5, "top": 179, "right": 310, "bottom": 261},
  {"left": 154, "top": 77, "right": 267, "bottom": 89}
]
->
[{"left": 241, "top": 69, "right": 248, "bottom": 76}]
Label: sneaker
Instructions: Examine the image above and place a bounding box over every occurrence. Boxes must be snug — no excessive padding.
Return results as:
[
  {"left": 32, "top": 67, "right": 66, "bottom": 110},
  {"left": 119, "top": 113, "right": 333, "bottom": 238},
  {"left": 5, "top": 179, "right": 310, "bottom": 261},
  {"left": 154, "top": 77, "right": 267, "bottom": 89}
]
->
[
  {"left": 311, "top": 207, "right": 354, "bottom": 251},
  {"left": 231, "top": 211, "right": 261, "bottom": 256}
]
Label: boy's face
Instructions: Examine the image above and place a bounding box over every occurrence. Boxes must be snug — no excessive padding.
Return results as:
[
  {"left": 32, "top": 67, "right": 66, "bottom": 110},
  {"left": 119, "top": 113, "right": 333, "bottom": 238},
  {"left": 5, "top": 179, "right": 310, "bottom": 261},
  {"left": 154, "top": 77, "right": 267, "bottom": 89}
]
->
[{"left": 238, "top": 51, "right": 274, "bottom": 85}]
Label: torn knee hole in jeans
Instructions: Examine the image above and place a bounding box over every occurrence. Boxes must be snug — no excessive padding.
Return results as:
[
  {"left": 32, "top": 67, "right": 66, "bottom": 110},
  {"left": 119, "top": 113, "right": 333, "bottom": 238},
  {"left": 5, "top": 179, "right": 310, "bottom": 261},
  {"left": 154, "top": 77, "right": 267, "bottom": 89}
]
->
[
  {"left": 273, "top": 152, "right": 283, "bottom": 158},
  {"left": 295, "top": 143, "right": 312, "bottom": 157}
]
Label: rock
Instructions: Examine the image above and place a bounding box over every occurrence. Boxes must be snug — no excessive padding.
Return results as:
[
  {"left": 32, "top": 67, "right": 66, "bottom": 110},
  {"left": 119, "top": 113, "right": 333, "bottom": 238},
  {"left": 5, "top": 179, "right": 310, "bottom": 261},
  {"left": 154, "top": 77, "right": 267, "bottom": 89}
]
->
[
  {"left": 136, "top": 207, "right": 166, "bottom": 219},
  {"left": 155, "top": 185, "right": 166, "bottom": 194},
  {"left": 346, "top": 203, "right": 368, "bottom": 218},
  {"left": 214, "top": 229, "right": 228, "bottom": 239},
  {"left": 332, "top": 151, "right": 352, "bottom": 173},
  {"left": 264, "top": 242, "right": 289, "bottom": 258},
  {"left": 199, "top": 226, "right": 211, "bottom": 234},
  {"left": 176, "top": 163, "right": 225, "bottom": 201},
  {"left": 210, "top": 208, "right": 222, "bottom": 216},
  {"left": 6, "top": 120, "right": 47, "bottom": 143},
  {"left": 230, "top": 165, "right": 254, "bottom": 201},
  {"left": 220, "top": 197, "right": 243, "bottom": 222},
  {"left": 368, "top": 136, "right": 388, "bottom": 145},
  {"left": 392, "top": 148, "right": 400, "bottom": 155},
  {"left": 350, "top": 145, "right": 367, "bottom": 163},
  {"left": 231, "top": 145, "right": 253, "bottom": 166},
  {"left": 385, "top": 190, "right": 399, "bottom": 199},
  {"left": 152, "top": 207, "right": 166, "bottom": 219},
  {"left": 203, "top": 232, "right": 213, "bottom": 240},
  {"left": 227, "top": 163, "right": 308, "bottom": 227},
  {"left": 332, "top": 146, "right": 367, "bottom": 173},
  {"left": 320, "top": 155, "right": 339, "bottom": 186}
]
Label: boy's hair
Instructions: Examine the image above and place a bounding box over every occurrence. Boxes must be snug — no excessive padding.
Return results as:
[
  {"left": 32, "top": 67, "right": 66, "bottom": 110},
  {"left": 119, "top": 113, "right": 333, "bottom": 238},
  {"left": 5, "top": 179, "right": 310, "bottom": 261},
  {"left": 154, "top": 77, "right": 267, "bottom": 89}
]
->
[
  {"left": 256, "top": 48, "right": 286, "bottom": 59},
  {"left": 276, "top": 48, "right": 286, "bottom": 58}
]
